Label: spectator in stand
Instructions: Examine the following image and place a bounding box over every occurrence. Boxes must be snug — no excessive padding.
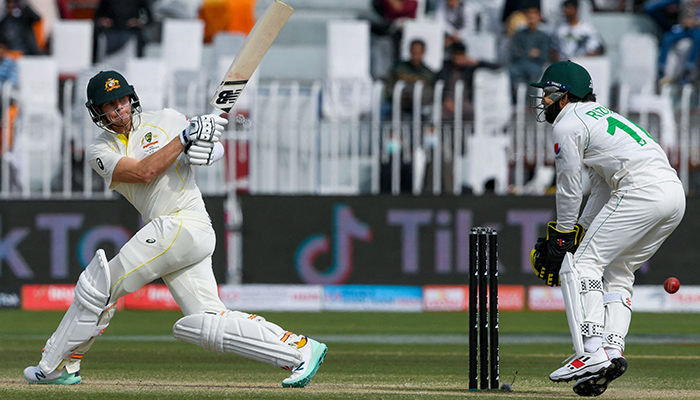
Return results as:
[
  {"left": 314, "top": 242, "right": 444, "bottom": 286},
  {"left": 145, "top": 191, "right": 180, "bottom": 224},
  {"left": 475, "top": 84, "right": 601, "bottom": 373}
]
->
[
  {"left": 502, "top": 0, "right": 541, "bottom": 36},
  {"left": 0, "top": 41, "right": 18, "bottom": 90},
  {"left": 435, "top": 0, "right": 476, "bottom": 49},
  {"left": 92, "top": 0, "right": 153, "bottom": 62},
  {"left": 56, "top": 0, "right": 72, "bottom": 18},
  {"left": 644, "top": 0, "right": 681, "bottom": 34},
  {"left": 381, "top": 38, "right": 434, "bottom": 194},
  {"left": 657, "top": 0, "right": 700, "bottom": 84},
  {"left": 540, "top": 0, "right": 593, "bottom": 28},
  {"left": 199, "top": 0, "right": 255, "bottom": 43},
  {"left": 373, "top": 0, "right": 419, "bottom": 28},
  {"left": 438, "top": 41, "right": 499, "bottom": 121},
  {"left": 385, "top": 39, "right": 437, "bottom": 118},
  {"left": 0, "top": 40, "right": 20, "bottom": 190},
  {"left": 0, "top": 0, "right": 43, "bottom": 55},
  {"left": 551, "top": 0, "right": 604, "bottom": 61},
  {"left": 508, "top": 7, "right": 551, "bottom": 97},
  {"left": 369, "top": 0, "right": 418, "bottom": 78}
]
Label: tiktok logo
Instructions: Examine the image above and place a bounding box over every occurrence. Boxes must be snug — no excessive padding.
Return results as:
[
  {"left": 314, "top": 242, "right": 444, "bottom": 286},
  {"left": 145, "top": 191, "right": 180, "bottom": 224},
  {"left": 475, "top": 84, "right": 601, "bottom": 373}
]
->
[{"left": 295, "top": 204, "right": 372, "bottom": 284}]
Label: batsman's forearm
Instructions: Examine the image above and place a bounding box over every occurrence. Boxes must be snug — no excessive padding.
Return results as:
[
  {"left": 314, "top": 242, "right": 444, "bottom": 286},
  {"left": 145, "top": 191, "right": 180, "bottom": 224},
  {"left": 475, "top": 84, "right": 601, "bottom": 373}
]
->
[
  {"left": 113, "top": 139, "right": 184, "bottom": 184},
  {"left": 139, "top": 139, "right": 185, "bottom": 181}
]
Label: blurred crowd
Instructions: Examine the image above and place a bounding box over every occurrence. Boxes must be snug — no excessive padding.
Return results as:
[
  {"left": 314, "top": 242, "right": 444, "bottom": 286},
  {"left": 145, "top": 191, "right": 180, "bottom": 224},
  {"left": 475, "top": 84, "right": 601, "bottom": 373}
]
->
[
  {"left": 0, "top": 0, "right": 695, "bottom": 195},
  {"left": 0, "top": 0, "right": 688, "bottom": 123},
  {"left": 359, "top": 0, "right": 700, "bottom": 124},
  {"left": 370, "top": 0, "right": 613, "bottom": 122}
]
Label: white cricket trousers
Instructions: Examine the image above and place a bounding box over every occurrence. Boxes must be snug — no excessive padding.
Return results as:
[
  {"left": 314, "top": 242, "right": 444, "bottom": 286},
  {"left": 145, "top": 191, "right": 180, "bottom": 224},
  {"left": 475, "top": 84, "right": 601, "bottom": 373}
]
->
[
  {"left": 107, "top": 209, "right": 226, "bottom": 315},
  {"left": 575, "top": 180, "right": 686, "bottom": 298}
]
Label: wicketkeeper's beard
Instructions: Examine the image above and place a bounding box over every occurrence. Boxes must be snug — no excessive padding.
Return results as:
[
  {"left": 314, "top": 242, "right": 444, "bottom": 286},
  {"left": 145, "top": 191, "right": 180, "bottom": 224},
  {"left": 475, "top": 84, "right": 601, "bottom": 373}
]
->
[{"left": 544, "top": 99, "right": 563, "bottom": 124}]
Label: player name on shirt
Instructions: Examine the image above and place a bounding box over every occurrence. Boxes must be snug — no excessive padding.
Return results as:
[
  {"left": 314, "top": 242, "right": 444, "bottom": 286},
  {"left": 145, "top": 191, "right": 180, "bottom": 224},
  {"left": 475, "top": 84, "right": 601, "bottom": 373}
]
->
[{"left": 584, "top": 105, "right": 613, "bottom": 120}]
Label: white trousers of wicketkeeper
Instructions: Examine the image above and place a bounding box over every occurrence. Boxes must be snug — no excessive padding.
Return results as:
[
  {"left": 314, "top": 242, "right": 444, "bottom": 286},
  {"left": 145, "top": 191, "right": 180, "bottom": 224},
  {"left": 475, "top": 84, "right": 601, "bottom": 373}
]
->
[{"left": 567, "top": 180, "right": 685, "bottom": 354}]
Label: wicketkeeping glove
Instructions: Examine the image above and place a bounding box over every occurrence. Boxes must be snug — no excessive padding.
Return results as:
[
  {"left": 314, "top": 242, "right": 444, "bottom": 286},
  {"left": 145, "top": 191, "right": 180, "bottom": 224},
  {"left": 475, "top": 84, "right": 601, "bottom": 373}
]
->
[
  {"left": 179, "top": 114, "right": 228, "bottom": 151},
  {"left": 530, "top": 221, "right": 585, "bottom": 286}
]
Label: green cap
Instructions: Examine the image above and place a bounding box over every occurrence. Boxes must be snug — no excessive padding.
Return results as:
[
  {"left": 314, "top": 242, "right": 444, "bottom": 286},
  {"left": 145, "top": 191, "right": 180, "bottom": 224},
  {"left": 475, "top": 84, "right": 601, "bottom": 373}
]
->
[
  {"left": 85, "top": 70, "right": 135, "bottom": 107},
  {"left": 530, "top": 60, "right": 593, "bottom": 98}
]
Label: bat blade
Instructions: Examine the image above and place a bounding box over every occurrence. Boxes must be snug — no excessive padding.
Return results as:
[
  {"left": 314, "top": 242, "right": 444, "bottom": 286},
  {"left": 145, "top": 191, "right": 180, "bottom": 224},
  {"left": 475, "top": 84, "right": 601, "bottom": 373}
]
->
[{"left": 210, "top": 0, "right": 294, "bottom": 113}]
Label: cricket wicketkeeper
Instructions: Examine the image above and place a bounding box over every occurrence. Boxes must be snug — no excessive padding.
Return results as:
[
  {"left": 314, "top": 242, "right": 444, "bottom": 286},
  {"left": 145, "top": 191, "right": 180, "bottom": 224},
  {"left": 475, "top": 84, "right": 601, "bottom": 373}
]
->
[{"left": 529, "top": 61, "right": 685, "bottom": 396}]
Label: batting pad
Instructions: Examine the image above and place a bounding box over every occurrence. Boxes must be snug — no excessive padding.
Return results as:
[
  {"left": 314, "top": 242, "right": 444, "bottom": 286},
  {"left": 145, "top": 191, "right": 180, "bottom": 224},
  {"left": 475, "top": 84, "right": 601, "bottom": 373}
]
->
[
  {"left": 40, "top": 250, "right": 111, "bottom": 373},
  {"left": 560, "top": 253, "right": 604, "bottom": 357},
  {"left": 173, "top": 311, "right": 303, "bottom": 369},
  {"left": 603, "top": 293, "right": 632, "bottom": 352}
]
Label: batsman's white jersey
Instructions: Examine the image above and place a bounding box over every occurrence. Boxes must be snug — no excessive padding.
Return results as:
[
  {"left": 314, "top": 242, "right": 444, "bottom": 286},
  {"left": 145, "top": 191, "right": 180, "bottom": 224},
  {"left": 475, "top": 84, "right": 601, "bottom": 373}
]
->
[
  {"left": 88, "top": 108, "right": 207, "bottom": 223},
  {"left": 86, "top": 108, "right": 226, "bottom": 314},
  {"left": 551, "top": 101, "right": 685, "bottom": 298}
]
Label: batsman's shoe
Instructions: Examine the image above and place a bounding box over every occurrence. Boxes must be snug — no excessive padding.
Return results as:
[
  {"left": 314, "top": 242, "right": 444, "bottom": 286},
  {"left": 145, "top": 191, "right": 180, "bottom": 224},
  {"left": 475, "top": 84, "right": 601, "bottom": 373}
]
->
[
  {"left": 549, "top": 347, "right": 611, "bottom": 382},
  {"left": 281, "top": 336, "right": 328, "bottom": 388},
  {"left": 573, "top": 355, "right": 627, "bottom": 397},
  {"left": 23, "top": 365, "right": 81, "bottom": 385}
]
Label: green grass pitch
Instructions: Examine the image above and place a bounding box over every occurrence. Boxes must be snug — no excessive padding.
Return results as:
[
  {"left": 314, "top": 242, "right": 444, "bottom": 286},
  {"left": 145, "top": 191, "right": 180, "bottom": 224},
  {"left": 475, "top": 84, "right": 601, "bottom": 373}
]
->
[{"left": 1, "top": 309, "right": 699, "bottom": 399}]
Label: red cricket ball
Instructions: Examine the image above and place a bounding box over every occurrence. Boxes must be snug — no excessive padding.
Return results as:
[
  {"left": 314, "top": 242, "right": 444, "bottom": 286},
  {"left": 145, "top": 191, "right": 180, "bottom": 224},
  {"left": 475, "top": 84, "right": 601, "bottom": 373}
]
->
[{"left": 664, "top": 277, "right": 680, "bottom": 294}]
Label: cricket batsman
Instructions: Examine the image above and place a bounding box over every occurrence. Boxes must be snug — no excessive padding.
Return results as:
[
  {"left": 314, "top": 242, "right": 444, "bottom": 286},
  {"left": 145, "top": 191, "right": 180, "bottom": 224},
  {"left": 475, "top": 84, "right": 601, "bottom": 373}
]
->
[
  {"left": 529, "top": 61, "right": 685, "bottom": 396},
  {"left": 23, "top": 70, "right": 327, "bottom": 387}
]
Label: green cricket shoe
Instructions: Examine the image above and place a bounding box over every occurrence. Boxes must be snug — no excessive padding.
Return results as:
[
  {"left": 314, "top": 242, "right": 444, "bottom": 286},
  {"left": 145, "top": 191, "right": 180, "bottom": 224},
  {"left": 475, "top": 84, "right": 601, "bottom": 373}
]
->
[
  {"left": 281, "top": 337, "right": 328, "bottom": 388},
  {"left": 24, "top": 366, "right": 82, "bottom": 385}
]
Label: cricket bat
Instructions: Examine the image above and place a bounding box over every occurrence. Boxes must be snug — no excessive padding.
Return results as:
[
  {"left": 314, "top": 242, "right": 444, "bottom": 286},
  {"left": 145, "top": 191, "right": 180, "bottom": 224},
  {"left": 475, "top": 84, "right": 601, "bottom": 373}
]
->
[{"left": 210, "top": 0, "right": 294, "bottom": 113}]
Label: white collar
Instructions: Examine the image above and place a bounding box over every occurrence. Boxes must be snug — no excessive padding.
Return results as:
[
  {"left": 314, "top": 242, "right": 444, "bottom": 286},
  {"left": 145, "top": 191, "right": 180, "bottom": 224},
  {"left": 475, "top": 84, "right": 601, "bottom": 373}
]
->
[{"left": 552, "top": 101, "right": 576, "bottom": 127}]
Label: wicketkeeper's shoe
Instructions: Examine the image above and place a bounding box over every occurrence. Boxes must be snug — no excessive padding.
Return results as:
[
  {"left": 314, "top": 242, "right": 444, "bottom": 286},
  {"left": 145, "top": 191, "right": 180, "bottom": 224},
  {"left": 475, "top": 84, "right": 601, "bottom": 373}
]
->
[
  {"left": 281, "top": 336, "right": 328, "bottom": 388},
  {"left": 23, "top": 365, "right": 81, "bottom": 385},
  {"left": 549, "top": 347, "right": 611, "bottom": 382},
  {"left": 573, "top": 351, "right": 627, "bottom": 397}
]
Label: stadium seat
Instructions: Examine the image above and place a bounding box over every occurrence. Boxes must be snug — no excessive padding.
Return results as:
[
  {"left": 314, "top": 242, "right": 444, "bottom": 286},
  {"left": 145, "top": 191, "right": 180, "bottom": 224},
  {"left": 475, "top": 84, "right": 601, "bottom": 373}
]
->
[
  {"left": 466, "top": 68, "right": 512, "bottom": 195},
  {"left": 125, "top": 58, "right": 168, "bottom": 111},
  {"left": 258, "top": 45, "right": 327, "bottom": 81},
  {"left": 618, "top": 34, "right": 658, "bottom": 99},
  {"left": 616, "top": 34, "right": 677, "bottom": 149},
  {"left": 323, "top": 20, "right": 372, "bottom": 120},
  {"left": 464, "top": 135, "right": 510, "bottom": 195},
  {"left": 95, "top": 35, "right": 137, "bottom": 71},
  {"left": 51, "top": 20, "right": 93, "bottom": 80},
  {"left": 461, "top": 32, "right": 498, "bottom": 63},
  {"left": 471, "top": 0, "right": 506, "bottom": 34},
  {"left": 210, "top": 32, "right": 246, "bottom": 82},
  {"left": 571, "top": 56, "right": 611, "bottom": 108},
  {"left": 473, "top": 68, "right": 512, "bottom": 136},
  {"left": 15, "top": 56, "right": 62, "bottom": 195},
  {"left": 161, "top": 19, "right": 205, "bottom": 73},
  {"left": 160, "top": 19, "right": 206, "bottom": 116}
]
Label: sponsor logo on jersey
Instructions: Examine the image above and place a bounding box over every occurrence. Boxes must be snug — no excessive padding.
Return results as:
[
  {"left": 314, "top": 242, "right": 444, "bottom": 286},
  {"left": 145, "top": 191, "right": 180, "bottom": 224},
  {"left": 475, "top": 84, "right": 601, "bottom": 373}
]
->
[
  {"left": 104, "top": 78, "right": 120, "bottom": 92},
  {"left": 554, "top": 143, "right": 561, "bottom": 154},
  {"left": 96, "top": 158, "right": 104, "bottom": 170},
  {"left": 146, "top": 238, "right": 156, "bottom": 244},
  {"left": 141, "top": 131, "right": 160, "bottom": 154}
]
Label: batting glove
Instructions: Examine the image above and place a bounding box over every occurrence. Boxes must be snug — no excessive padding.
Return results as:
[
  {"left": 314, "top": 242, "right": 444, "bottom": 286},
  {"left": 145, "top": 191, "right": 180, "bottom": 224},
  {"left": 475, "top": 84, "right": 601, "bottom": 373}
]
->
[
  {"left": 180, "top": 114, "right": 228, "bottom": 151},
  {"left": 186, "top": 141, "right": 225, "bottom": 166}
]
